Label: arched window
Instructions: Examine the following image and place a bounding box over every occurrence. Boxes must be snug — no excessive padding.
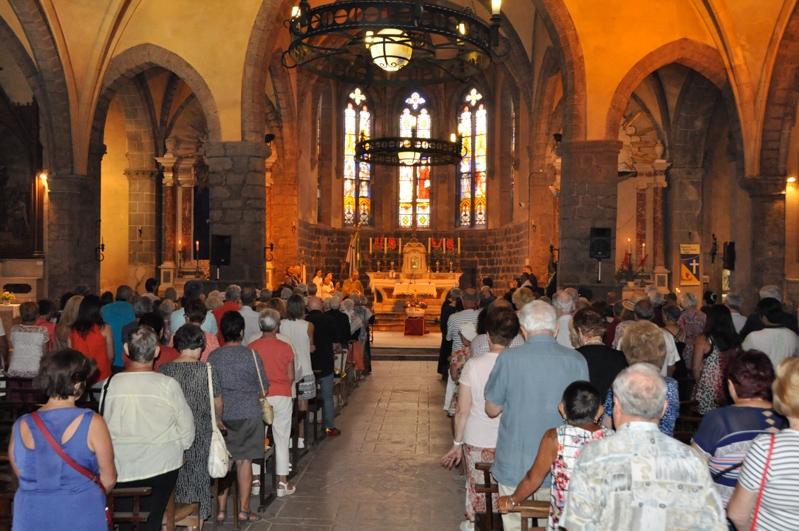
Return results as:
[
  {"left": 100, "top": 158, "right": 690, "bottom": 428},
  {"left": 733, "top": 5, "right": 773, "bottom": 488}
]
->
[
  {"left": 458, "top": 88, "right": 487, "bottom": 227},
  {"left": 343, "top": 88, "right": 371, "bottom": 226},
  {"left": 398, "top": 92, "right": 431, "bottom": 229}
]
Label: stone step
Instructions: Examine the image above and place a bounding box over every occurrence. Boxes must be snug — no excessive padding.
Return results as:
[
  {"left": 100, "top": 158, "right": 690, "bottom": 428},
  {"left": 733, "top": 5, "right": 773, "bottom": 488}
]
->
[{"left": 371, "top": 347, "right": 439, "bottom": 361}]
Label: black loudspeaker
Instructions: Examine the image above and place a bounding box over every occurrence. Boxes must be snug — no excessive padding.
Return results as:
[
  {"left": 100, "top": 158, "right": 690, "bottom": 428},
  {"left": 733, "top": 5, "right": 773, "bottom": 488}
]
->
[
  {"left": 589, "top": 228, "right": 612, "bottom": 259},
  {"left": 723, "top": 242, "right": 736, "bottom": 271},
  {"left": 210, "top": 235, "right": 232, "bottom": 266}
]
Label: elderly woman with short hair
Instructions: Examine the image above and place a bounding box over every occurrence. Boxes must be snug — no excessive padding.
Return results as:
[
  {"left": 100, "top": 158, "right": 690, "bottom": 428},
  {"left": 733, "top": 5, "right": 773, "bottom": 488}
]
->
[
  {"left": 571, "top": 308, "right": 628, "bottom": 399},
  {"left": 511, "top": 287, "right": 535, "bottom": 312},
  {"left": 728, "top": 357, "right": 799, "bottom": 529},
  {"left": 102, "top": 326, "right": 195, "bottom": 531},
  {"left": 601, "top": 320, "right": 680, "bottom": 436},
  {"left": 249, "top": 309, "right": 296, "bottom": 497},
  {"left": 692, "top": 350, "right": 784, "bottom": 509},
  {"left": 207, "top": 312, "right": 269, "bottom": 524},
  {"left": 8, "top": 302, "right": 50, "bottom": 377}
]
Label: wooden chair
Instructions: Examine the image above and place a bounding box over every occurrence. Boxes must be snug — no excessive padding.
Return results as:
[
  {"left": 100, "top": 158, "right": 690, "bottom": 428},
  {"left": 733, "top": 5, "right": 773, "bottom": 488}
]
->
[
  {"left": 474, "top": 462, "right": 502, "bottom": 531},
  {"left": 290, "top": 386, "right": 310, "bottom": 472},
  {"left": 257, "top": 424, "right": 278, "bottom": 512},
  {"left": 673, "top": 413, "right": 703, "bottom": 444},
  {"left": 511, "top": 499, "right": 549, "bottom": 531},
  {"left": 162, "top": 486, "right": 199, "bottom": 530},
  {"left": 107, "top": 486, "right": 152, "bottom": 531}
]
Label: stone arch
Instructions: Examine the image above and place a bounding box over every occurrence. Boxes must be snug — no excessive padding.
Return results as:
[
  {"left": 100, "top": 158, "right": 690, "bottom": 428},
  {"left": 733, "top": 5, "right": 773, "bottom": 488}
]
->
[
  {"left": 760, "top": 2, "right": 799, "bottom": 177},
  {"left": 670, "top": 70, "right": 722, "bottom": 168},
  {"left": 604, "top": 38, "right": 729, "bottom": 141},
  {"left": 7, "top": 0, "right": 73, "bottom": 175},
  {"left": 90, "top": 43, "right": 221, "bottom": 157},
  {"left": 116, "top": 80, "right": 158, "bottom": 171},
  {"left": 533, "top": 0, "right": 587, "bottom": 142}
]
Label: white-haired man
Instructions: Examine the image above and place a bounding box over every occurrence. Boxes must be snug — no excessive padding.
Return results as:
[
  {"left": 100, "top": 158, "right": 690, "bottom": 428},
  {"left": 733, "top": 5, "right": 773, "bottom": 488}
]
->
[
  {"left": 724, "top": 292, "right": 747, "bottom": 333},
  {"left": 484, "top": 301, "right": 589, "bottom": 531},
  {"left": 561, "top": 364, "right": 726, "bottom": 531},
  {"left": 552, "top": 290, "right": 576, "bottom": 348},
  {"left": 740, "top": 285, "right": 799, "bottom": 340}
]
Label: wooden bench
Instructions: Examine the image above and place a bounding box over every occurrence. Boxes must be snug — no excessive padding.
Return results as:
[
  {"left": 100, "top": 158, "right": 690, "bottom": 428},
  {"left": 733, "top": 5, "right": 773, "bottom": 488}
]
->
[
  {"left": 257, "top": 424, "right": 278, "bottom": 512},
  {"left": 161, "top": 486, "right": 199, "bottom": 530},
  {"left": 107, "top": 486, "right": 152, "bottom": 530},
  {"left": 511, "top": 499, "right": 549, "bottom": 531},
  {"left": 474, "top": 462, "right": 502, "bottom": 531}
]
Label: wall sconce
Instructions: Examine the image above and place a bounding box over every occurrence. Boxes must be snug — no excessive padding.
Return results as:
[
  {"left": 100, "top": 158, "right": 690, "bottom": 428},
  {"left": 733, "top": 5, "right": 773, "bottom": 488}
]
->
[
  {"left": 265, "top": 243, "right": 274, "bottom": 261},
  {"left": 788, "top": 176, "right": 796, "bottom": 183},
  {"left": 291, "top": 221, "right": 296, "bottom": 233},
  {"left": 531, "top": 219, "right": 537, "bottom": 232}
]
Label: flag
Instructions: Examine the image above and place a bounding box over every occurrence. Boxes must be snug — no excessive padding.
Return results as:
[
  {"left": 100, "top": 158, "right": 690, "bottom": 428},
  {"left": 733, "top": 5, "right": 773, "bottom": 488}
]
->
[{"left": 343, "top": 233, "right": 356, "bottom": 276}]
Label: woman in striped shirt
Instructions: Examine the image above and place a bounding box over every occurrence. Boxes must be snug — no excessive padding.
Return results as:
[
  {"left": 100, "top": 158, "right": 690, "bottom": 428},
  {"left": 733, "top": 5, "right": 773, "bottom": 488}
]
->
[{"left": 728, "top": 356, "right": 799, "bottom": 530}]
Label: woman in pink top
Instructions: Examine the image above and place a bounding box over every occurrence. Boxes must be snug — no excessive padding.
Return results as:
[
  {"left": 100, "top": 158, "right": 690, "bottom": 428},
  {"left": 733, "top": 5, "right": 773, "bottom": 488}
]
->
[
  {"left": 441, "top": 306, "right": 520, "bottom": 531},
  {"left": 249, "top": 308, "right": 295, "bottom": 498}
]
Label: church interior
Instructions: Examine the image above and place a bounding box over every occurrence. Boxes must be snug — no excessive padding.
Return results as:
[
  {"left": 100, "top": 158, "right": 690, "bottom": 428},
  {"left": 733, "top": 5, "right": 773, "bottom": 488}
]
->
[{"left": 0, "top": 0, "right": 798, "bottom": 314}]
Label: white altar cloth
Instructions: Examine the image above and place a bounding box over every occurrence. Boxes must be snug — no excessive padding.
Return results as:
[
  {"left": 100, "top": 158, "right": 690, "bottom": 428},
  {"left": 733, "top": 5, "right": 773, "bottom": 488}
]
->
[{"left": 393, "top": 283, "right": 437, "bottom": 296}]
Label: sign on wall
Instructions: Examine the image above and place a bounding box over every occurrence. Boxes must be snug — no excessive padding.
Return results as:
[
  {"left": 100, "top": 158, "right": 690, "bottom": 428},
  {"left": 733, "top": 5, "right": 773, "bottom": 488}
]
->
[{"left": 680, "top": 244, "right": 701, "bottom": 286}]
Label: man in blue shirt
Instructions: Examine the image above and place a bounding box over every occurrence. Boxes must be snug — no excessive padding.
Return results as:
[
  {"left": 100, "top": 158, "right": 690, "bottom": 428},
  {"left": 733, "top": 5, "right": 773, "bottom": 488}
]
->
[
  {"left": 100, "top": 285, "right": 136, "bottom": 372},
  {"left": 485, "top": 300, "right": 589, "bottom": 531}
]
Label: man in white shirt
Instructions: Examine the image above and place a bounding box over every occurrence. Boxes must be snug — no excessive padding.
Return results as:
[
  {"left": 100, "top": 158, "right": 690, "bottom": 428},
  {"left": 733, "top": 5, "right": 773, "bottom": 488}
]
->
[
  {"left": 240, "top": 287, "right": 261, "bottom": 345},
  {"left": 552, "top": 290, "right": 575, "bottom": 348},
  {"left": 742, "top": 297, "right": 799, "bottom": 368},
  {"left": 725, "top": 292, "right": 747, "bottom": 334}
]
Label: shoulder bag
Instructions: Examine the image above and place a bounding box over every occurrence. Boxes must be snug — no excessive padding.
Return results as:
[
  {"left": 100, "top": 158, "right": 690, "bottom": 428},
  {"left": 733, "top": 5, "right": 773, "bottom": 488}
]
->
[
  {"left": 750, "top": 433, "right": 776, "bottom": 531},
  {"left": 206, "top": 363, "right": 230, "bottom": 478},
  {"left": 252, "top": 349, "right": 274, "bottom": 424},
  {"left": 30, "top": 411, "right": 112, "bottom": 525}
]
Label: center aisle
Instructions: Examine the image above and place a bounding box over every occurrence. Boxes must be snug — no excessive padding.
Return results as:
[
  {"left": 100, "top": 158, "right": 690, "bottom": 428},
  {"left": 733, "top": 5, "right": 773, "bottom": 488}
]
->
[{"left": 237, "top": 360, "right": 465, "bottom": 530}]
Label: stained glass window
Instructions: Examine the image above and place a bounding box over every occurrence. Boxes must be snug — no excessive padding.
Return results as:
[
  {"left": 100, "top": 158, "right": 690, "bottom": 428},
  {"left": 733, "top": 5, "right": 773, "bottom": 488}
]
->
[
  {"left": 458, "top": 88, "right": 487, "bottom": 227},
  {"left": 343, "top": 88, "right": 371, "bottom": 225},
  {"left": 398, "top": 92, "right": 431, "bottom": 228}
]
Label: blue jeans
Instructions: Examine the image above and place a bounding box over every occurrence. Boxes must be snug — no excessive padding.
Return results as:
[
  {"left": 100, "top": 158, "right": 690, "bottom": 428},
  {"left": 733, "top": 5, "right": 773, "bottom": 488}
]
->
[{"left": 319, "top": 373, "right": 335, "bottom": 430}]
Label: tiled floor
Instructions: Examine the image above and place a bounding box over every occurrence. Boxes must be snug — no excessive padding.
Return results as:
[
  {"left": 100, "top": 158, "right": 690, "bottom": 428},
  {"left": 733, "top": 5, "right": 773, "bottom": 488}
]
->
[{"left": 218, "top": 360, "right": 465, "bottom": 530}]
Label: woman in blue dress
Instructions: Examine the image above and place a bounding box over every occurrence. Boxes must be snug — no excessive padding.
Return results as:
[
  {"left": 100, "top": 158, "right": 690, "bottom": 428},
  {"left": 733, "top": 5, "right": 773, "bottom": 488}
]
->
[{"left": 9, "top": 349, "right": 117, "bottom": 531}]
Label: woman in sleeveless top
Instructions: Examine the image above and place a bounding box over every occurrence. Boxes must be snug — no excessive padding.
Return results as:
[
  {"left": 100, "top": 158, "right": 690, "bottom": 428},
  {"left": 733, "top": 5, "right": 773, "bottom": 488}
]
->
[
  {"left": 10, "top": 350, "right": 116, "bottom": 531},
  {"left": 498, "top": 382, "right": 612, "bottom": 531},
  {"left": 8, "top": 302, "right": 49, "bottom": 377},
  {"left": 54, "top": 295, "right": 83, "bottom": 352},
  {"left": 68, "top": 295, "right": 114, "bottom": 386},
  {"left": 692, "top": 305, "right": 741, "bottom": 415}
]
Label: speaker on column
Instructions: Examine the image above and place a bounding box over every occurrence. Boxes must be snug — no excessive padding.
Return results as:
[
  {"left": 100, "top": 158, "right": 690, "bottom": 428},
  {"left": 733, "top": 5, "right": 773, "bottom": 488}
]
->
[
  {"left": 589, "top": 228, "right": 612, "bottom": 259},
  {"left": 210, "top": 235, "right": 232, "bottom": 266}
]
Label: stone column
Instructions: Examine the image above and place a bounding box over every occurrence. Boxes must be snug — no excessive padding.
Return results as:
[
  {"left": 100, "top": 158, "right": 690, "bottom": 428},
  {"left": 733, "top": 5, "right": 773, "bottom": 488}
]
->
[
  {"left": 666, "top": 167, "right": 703, "bottom": 292},
  {"left": 741, "top": 176, "right": 786, "bottom": 289},
  {"left": 46, "top": 174, "right": 98, "bottom": 296},
  {"left": 155, "top": 151, "right": 178, "bottom": 287},
  {"left": 125, "top": 169, "right": 159, "bottom": 280},
  {"left": 175, "top": 159, "right": 196, "bottom": 270},
  {"left": 206, "top": 141, "right": 271, "bottom": 284},
  {"left": 265, "top": 149, "right": 277, "bottom": 289},
  {"left": 558, "top": 140, "right": 622, "bottom": 290}
]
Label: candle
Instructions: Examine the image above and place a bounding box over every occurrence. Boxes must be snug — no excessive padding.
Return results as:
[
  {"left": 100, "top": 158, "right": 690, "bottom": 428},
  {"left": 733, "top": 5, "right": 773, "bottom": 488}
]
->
[
  {"left": 369, "top": 238, "right": 373, "bottom": 254},
  {"left": 384, "top": 237, "right": 387, "bottom": 254},
  {"left": 428, "top": 238, "right": 431, "bottom": 253},
  {"left": 627, "top": 238, "right": 631, "bottom": 254},
  {"left": 457, "top": 238, "right": 461, "bottom": 255},
  {"left": 443, "top": 238, "right": 447, "bottom": 255},
  {"left": 179, "top": 239, "right": 182, "bottom": 248},
  {"left": 398, "top": 238, "right": 402, "bottom": 250},
  {"left": 195, "top": 240, "right": 199, "bottom": 252}
]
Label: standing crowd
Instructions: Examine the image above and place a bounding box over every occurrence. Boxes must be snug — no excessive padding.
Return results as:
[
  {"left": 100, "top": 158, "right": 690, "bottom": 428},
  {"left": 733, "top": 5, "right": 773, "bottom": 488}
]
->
[
  {"left": 440, "top": 275, "right": 799, "bottom": 531},
  {"left": 2, "top": 272, "right": 372, "bottom": 530}
]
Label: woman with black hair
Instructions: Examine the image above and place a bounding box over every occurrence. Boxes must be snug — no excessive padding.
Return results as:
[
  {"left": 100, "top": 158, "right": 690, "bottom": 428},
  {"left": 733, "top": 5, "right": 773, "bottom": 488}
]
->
[
  {"left": 10, "top": 349, "right": 116, "bottom": 530},
  {"left": 497, "top": 381, "right": 612, "bottom": 531},
  {"left": 692, "top": 305, "right": 742, "bottom": 414},
  {"left": 68, "top": 295, "right": 114, "bottom": 386},
  {"left": 207, "top": 311, "right": 269, "bottom": 524},
  {"left": 742, "top": 297, "right": 799, "bottom": 369}
]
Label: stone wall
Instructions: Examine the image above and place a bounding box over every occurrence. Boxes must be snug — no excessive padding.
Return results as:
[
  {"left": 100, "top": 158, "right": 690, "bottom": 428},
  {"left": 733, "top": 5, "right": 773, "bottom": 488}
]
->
[
  {"left": 206, "top": 141, "right": 270, "bottom": 285},
  {"left": 296, "top": 219, "right": 530, "bottom": 292}
]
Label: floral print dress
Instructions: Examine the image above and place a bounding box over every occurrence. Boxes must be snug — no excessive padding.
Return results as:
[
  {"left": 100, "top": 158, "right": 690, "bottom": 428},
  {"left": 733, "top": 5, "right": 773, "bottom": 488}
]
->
[
  {"left": 693, "top": 342, "right": 734, "bottom": 414},
  {"left": 448, "top": 347, "right": 470, "bottom": 412},
  {"left": 548, "top": 425, "right": 613, "bottom": 531}
]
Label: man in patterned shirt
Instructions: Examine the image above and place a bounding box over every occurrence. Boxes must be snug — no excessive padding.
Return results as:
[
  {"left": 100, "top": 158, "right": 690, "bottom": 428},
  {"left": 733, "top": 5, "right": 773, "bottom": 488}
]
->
[{"left": 561, "top": 363, "right": 726, "bottom": 531}]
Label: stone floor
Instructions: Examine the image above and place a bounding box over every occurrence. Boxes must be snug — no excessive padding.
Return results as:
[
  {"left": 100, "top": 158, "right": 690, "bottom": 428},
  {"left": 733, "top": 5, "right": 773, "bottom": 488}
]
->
[{"left": 217, "top": 360, "right": 465, "bottom": 530}]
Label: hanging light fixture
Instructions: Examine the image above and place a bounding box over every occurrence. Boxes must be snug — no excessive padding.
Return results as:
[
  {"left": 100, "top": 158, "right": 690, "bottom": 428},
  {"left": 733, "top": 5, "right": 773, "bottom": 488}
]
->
[
  {"left": 356, "top": 135, "right": 463, "bottom": 166},
  {"left": 283, "top": 0, "right": 508, "bottom": 86}
]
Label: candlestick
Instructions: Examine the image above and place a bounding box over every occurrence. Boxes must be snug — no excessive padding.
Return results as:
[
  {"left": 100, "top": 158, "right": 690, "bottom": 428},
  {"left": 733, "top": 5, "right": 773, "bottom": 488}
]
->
[
  {"left": 443, "top": 238, "right": 447, "bottom": 256},
  {"left": 398, "top": 238, "right": 401, "bottom": 251},
  {"left": 428, "top": 238, "right": 431, "bottom": 253},
  {"left": 369, "top": 237, "right": 373, "bottom": 254}
]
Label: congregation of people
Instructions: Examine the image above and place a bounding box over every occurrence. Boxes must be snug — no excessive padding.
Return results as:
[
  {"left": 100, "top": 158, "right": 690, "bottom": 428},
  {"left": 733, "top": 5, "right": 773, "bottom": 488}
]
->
[
  {"left": 1, "top": 270, "right": 373, "bottom": 530},
  {"left": 439, "top": 274, "right": 799, "bottom": 531}
]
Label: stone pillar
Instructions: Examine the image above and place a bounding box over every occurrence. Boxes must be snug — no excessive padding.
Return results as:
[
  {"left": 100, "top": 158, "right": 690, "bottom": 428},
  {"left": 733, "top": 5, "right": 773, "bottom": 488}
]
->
[
  {"left": 206, "top": 141, "right": 271, "bottom": 284},
  {"left": 46, "top": 174, "right": 98, "bottom": 296},
  {"left": 666, "top": 167, "right": 703, "bottom": 292},
  {"left": 265, "top": 149, "right": 277, "bottom": 289},
  {"left": 125, "top": 169, "right": 158, "bottom": 277},
  {"left": 156, "top": 151, "right": 178, "bottom": 287},
  {"left": 558, "top": 140, "right": 622, "bottom": 290},
  {"left": 175, "top": 159, "right": 196, "bottom": 270},
  {"left": 741, "top": 176, "right": 786, "bottom": 289}
]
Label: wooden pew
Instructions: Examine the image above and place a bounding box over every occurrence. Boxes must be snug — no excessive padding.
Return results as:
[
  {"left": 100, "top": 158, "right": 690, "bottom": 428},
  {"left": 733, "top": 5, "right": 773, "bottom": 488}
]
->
[
  {"left": 474, "top": 462, "right": 502, "bottom": 531},
  {"left": 107, "top": 486, "right": 152, "bottom": 531}
]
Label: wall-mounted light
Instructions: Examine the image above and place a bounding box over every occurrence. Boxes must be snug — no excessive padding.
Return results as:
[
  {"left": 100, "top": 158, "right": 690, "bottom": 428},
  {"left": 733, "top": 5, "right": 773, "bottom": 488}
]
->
[
  {"left": 788, "top": 176, "right": 796, "bottom": 183},
  {"left": 38, "top": 171, "right": 48, "bottom": 191}
]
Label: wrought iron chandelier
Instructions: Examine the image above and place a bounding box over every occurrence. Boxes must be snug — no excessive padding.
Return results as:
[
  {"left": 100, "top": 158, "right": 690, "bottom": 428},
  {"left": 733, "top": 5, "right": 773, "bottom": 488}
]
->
[
  {"left": 356, "top": 134, "right": 462, "bottom": 166},
  {"left": 283, "top": 0, "right": 506, "bottom": 86}
]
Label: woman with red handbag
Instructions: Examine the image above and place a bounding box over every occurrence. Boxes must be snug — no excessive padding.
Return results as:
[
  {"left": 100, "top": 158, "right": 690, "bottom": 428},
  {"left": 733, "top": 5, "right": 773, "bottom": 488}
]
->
[{"left": 9, "top": 349, "right": 117, "bottom": 530}]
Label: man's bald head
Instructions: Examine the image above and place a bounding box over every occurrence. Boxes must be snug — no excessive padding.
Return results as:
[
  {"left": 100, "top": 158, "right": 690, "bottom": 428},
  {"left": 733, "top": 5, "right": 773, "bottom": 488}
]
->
[{"left": 307, "top": 297, "right": 322, "bottom": 311}]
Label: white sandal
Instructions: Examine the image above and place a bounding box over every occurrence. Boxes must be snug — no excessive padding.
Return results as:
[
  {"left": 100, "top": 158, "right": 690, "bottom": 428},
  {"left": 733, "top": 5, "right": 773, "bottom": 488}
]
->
[{"left": 277, "top": 481, "right": 296, "bottom": 497}]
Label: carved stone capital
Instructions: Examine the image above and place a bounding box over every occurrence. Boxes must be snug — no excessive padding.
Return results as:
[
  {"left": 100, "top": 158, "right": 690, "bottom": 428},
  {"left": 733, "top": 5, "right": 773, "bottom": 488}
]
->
[
  {"left": 123, "top": 169, "right": 159, "bottom": 181},
  {"left": 740, "top": 175, "right": 789, "bottom": 197}
]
